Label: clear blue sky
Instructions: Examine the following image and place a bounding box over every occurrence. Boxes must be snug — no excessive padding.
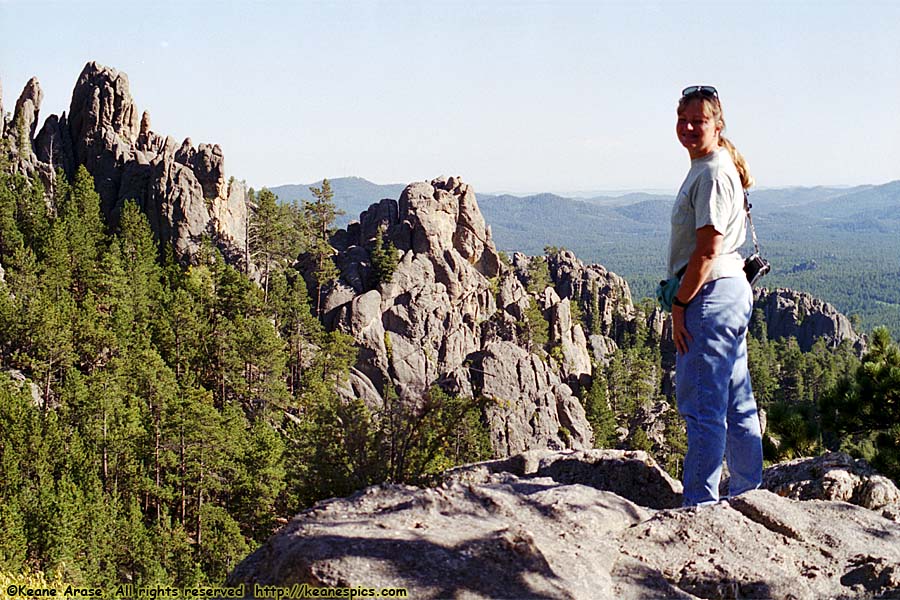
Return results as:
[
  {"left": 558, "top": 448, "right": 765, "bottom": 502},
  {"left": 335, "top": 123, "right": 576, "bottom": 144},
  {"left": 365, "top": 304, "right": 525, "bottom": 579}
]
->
[{"left": 2, "top": 0, "right": 898, "bottom": 195}]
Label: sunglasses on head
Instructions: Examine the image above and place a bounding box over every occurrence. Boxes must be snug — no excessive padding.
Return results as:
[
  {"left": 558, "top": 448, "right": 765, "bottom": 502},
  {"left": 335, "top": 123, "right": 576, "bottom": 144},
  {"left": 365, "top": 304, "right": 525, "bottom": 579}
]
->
[{"left": 682, "top": 85, "right": 718, "bottom": 98}]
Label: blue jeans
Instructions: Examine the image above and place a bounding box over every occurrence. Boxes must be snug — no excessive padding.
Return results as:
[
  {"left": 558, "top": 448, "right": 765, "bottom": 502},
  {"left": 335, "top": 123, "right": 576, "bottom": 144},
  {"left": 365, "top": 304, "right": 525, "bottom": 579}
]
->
[{"left": 675, "top": 276, "right": 762, "bottom": 506}]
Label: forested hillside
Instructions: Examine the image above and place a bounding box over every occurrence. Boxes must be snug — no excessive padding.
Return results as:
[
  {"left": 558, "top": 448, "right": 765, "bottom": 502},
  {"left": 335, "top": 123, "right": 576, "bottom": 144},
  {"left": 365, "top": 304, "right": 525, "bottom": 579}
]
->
[{"left": 0, "top": 166, "right": 488, "bottom": 587}]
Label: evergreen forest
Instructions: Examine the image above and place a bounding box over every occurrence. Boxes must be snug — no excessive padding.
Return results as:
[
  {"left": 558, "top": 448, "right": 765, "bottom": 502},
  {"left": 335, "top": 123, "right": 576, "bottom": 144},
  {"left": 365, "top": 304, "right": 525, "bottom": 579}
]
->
[
  {"left": 0, "top": 165, "right": 898, "bottom": 588},
  {"left": 0, "top": 166, "right": 489, "bottom": 587}
]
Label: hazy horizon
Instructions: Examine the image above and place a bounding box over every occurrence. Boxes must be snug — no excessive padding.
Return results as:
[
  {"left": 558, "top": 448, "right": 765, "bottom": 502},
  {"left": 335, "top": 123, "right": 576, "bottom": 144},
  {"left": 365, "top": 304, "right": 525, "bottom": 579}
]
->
[{"left": 269, "top": 175, "right": 888, "bottom": 200}]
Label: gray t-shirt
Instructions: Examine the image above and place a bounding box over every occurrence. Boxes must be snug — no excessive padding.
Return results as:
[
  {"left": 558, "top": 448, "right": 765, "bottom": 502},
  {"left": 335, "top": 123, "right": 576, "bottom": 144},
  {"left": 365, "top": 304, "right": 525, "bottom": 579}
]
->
[{"left": 667, "top": 148, "right": 746, "bottom": 280}]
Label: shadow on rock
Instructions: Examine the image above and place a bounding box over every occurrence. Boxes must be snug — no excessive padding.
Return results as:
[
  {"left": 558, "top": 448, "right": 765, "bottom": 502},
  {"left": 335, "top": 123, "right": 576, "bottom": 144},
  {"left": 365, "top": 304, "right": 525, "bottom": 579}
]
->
[{"left": 231, "top": 531, "right": 570, "bottom": 599}]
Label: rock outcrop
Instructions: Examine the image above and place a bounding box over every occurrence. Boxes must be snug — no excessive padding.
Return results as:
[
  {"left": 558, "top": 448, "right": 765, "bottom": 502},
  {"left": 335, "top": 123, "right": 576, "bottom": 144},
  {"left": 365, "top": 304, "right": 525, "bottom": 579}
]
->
[
  {"left": 545, "top": 249, "right": 634, "bottom": 337},
  {"left": 1, "top": 76, "right": 58, "bottom": 194},
  {"left": 13, "top": 77, "right": 43, "bottom": 142},
  {"left": 2, "top": 62, "right": 246, "bottom": 262},
  {"left": 229, "top": 451, "right": 900, "bottom": 599},
  {"left": 472, "top": 341, "right": 591, "bottom": 455},
  {"left": 753, "top": 287, "right": 866, "bottom": 353},
  {"left": 324, "top": 177, "right": 608, "bottom": 455},
  {"left": 510, "top": 249, "right": 635, "bottom": 375},
  {"left": 754, "top": 451, "right": 900, "bottom": 515}
]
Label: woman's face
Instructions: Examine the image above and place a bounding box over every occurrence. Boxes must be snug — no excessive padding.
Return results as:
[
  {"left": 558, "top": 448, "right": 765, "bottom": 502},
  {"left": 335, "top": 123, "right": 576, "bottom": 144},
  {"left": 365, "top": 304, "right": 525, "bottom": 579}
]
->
[{"left": 676, "top": 99, "right": 721, "bottom": 159}]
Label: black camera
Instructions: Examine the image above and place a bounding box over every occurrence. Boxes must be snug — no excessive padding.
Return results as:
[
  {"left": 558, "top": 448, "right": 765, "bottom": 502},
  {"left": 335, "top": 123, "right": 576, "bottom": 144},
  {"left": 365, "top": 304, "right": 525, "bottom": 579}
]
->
[{"left": 744, "top": 254, "right": 771, "bottom": 287}]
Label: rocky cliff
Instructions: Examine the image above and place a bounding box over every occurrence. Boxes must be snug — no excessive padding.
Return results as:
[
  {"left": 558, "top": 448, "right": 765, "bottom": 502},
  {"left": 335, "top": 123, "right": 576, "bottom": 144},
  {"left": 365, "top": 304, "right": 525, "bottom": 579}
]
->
[
  {"left": 754, "top": 287, "right": 866, "bottom": 353},
  {"left": 229, "top": 450, "right": 900, "bottom": 599},
  {"left": 322, "top": 177, "right": 642, "bottom": 456},
  {"left": 1, "top": 62, "right": 246, "bottom": 261}
]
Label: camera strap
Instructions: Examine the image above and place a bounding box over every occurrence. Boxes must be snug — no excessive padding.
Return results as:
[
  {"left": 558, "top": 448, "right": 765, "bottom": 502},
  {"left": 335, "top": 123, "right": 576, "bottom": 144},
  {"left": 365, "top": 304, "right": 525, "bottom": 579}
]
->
[{"left": 744, "top": 189, "right": 761, "bottom": 255}]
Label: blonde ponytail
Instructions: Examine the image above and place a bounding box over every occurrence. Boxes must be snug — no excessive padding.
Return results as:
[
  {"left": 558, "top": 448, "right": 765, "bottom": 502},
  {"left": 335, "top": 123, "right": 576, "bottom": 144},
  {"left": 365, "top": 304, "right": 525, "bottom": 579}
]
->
[{"left": 719, "top": 136, "right": 754, "bottom": 190}]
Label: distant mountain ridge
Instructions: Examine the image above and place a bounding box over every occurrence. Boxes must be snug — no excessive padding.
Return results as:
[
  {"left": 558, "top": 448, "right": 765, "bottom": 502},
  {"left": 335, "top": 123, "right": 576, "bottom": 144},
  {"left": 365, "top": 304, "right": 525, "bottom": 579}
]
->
[
  {"left": 269, "top": 179, "right": 681, "bottom": 228},
  {"left": 266, "top": 176, "right": 900, "bottom": 259},
  {"left": 267, "top": 176, "right": 900, "bottom": 337},
  {"left": 269, "top": 176, "right": 900, "bottom": 231}
]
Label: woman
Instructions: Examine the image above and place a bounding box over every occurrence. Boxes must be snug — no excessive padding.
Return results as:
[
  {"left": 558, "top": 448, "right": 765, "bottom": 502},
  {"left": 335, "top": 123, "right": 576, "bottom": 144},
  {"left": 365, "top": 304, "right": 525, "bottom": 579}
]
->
[{"left": 668, "top": 85, "right": 762, "bottom": 506}]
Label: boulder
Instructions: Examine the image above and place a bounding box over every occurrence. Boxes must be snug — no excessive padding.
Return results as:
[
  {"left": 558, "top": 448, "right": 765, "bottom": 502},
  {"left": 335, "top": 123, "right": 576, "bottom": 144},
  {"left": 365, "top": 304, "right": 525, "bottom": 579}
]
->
[
  {"left": 495, "top": 270, "right": 529, "bottom": 321},
  {"left": 446, "top": 449, "right": 682, "bottom": 509},
  {"left": 547, "top": 249, "right": 634, "bottom": 340},
  {"left": 588, "top": 333, "right": 618, "bottom": 365},
  {"left": 357, "top": 198, "right": 399, "bottom": 249},
  {"left": 398, "top": 176, "right": 501, "bottom": 280},
  {"left": 617, "top": 490, "right": 900, "bottom": 599},
  {"left": 3, "top": 76, "right": 59, "bottom": 195},
  {"left": 547, "top": 298, "right": 592, "bottom": 389},
  {"left": 12, "top": 77, "right": 43, "bottom": 142},
  {"left": 34, "top": 113, "right": 73, "bottom": 180},
  {"left": 754, "top": 451, "right": 900, "bottom": 514},
  {"left": 212, "top": 178, "right": 250, "bottom": 265},
  {"left": 67, "top": 62, "right": 139, "bottom": 210}
]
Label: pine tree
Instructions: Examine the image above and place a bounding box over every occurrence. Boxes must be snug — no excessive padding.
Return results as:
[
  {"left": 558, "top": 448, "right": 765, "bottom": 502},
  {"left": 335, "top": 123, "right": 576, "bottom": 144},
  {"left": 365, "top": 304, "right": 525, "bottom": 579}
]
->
[
  {"left": 58, "top": 165, "right": 106, "bottom": 300},
  {"left": 16, "top": 171, "right": 50, "bottom": 255},
  {"left": 164, "top": 386, "right": 237, "bottom": 547},
  {"left": 661, "top": 403, "right": 688, "bottom": 479},
  {"left": 0, "top": 375, "right": 34, "bottom": 572},
  {"left": 777, "top": 338, "right": 806, "bottom": 404},
  {"left": 370, "top": 226, "right": 399, "bottom": 287},
  {"left": 195, "top": 504, "right": 250, "bottom": 584},
  {"left": 380, "top": 387, "right": 491, "bottom": 484},
  {"left": 123, "top": 346, "right": 178, "bottom": 520},
  {"left": 304, "top": 179, "right": 342, "bottom": 317},
  {"left": 821, "top": 327, "right": 900, "bottom": 481},
  {"left": 605, "top": 346, "right": 660, "bottom": 415},
  {"left": 583, "top": 372, "right": 616, "bottom": 448},
  {"left": 116, "top": 496, "right": 167, "bottom": 586},
  {"left": 25, "top": 284, "right": 76, "bottom": 405},
  {"left": 628, "top": 427, "right": 653, "bottom": 452},
  {"left": 520, "top": 297, "right": 549, "bottom": 353},
  {"left": 746, "top": 333, "right": 778, "bottom": 406},
  {"left": 230, "top": 420, "right": 286, "bottom": 541},
  {"left": 247, "top": 188, "right": 303, "bottom": 302},
  {"left": 268, "top": 270, "right": 322, "bottom": 396},
  {"left": 115, "top": 201, "right": 163, "bottom": 340},
  {"left": 229, "top": 314, "right": 289, "bottom": 416},
  {"left": 0, "top": 170, "right": 26, "bottom": 261},
  {"left": 526, "top": 255, "right": 551, "bottom": 294}
]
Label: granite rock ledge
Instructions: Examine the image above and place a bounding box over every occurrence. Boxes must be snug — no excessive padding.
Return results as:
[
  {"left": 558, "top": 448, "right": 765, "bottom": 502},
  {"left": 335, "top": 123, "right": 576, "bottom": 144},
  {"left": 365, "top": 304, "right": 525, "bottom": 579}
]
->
[{"left": 229, "top": 450, "right": 900, "bottom": 599}]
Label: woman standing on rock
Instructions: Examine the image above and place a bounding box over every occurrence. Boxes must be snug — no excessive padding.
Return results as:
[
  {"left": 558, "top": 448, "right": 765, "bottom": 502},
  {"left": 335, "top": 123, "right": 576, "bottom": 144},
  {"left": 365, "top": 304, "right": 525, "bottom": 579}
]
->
[{"left": 668, "top": 85, "right": 762, "bottom": 506}]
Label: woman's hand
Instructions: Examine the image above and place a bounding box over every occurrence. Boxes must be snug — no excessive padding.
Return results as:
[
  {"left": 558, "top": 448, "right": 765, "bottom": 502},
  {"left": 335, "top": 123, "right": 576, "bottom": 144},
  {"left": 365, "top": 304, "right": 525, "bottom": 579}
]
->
[{"left": 672, "top": 304, "right": 692, "bottom": 354}]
